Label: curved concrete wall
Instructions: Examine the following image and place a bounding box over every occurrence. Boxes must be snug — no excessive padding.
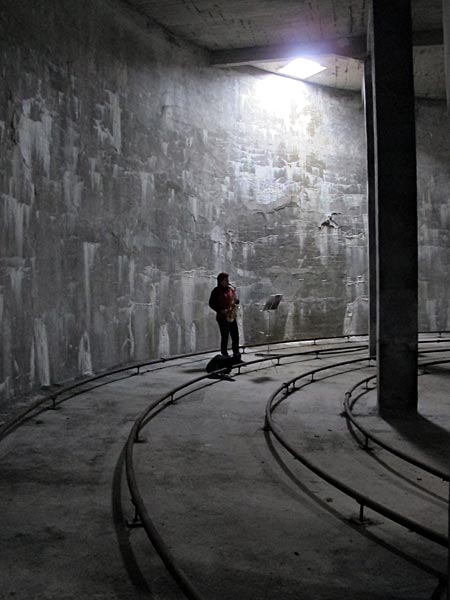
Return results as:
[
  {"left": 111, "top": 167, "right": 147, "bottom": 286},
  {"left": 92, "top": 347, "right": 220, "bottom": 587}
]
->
[
  {"left": 0, "top": 0, "right": 449, "bottom": 402},
  {"left": 417, "top": 101, "right": 450, "bottom": 331}
]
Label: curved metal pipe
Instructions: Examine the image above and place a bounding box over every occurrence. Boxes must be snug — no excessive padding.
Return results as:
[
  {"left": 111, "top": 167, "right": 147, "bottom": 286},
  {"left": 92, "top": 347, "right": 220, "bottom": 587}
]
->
[
  {"left": 343, "top": 361, "right": 450, "bottom": 481},
  {"left": 265, "top": 360, "right": 448, "bottom": 548},
  {"left": 123, "top": 347, "right": 372, "bottom": 599},
  {"left": 125, "top": 405, "right": 207, "bottom": 600}
]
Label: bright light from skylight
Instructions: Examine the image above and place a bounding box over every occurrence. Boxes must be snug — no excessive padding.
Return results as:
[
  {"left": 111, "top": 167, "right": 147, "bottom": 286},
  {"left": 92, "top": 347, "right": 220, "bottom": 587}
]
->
[{"left": 279, "top": 57, "right": 326, "bottom": 80}]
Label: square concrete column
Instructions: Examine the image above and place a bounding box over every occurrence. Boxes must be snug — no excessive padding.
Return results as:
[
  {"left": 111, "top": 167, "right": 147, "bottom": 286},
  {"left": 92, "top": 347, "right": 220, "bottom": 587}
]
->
[
  {"left": 444, "top": 0, "right": 450, "bottom": 109},
  {"left": 363, "top": 56, "right": 376, "bottom": 358},
  {"left": 371, "top": 1, "right": 418, "bottom": 413}
]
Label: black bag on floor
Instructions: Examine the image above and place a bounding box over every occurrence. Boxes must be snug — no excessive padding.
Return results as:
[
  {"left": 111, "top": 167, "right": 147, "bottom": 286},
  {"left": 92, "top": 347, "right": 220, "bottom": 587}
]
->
[{"left": 206, "top": 354, "right": 235, "bottom": 375}]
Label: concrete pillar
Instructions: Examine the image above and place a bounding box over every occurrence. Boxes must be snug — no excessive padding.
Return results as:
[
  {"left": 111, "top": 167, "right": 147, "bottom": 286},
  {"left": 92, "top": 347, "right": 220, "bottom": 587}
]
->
[
  {"left": 371, "top": 0, "right": 418, "bottom": 413},
  {"left": 363, "top": 57, "right": 376, "bottom": 358},
  {"left": 444, "top": 0, "right": 450, "bottom": 110}
]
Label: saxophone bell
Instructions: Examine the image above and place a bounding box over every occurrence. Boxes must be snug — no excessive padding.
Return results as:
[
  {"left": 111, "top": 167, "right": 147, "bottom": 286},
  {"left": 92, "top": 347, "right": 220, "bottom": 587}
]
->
[{"left": 226, "top": 283, "right": 239, "bottom": 321}]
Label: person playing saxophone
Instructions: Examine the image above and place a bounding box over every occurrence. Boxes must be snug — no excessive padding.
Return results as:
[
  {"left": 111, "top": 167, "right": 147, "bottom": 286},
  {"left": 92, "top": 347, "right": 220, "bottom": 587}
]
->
[{"left": 208, "top": 272, "right": 241, "bottom": 360}]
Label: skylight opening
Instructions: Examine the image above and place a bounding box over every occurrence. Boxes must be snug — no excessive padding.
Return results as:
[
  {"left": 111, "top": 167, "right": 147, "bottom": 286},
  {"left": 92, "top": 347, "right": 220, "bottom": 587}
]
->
[{"left": 279, "top": 57, "right": 326, "bottom": 80}]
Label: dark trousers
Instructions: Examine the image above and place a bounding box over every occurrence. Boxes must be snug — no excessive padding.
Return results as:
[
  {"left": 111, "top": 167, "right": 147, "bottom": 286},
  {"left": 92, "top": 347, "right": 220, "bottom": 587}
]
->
[{"left": 217, "top": 318, "right": 240, "bottom": 357}]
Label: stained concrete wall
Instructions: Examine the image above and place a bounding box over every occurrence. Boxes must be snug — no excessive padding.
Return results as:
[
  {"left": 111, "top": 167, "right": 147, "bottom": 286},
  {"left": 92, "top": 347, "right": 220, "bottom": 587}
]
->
[
  {"left": 417, "top": 101, "right": 450, "bottom": 330},
  {"left": 0, "top": 0, "right": 449, "bottom": 403}
]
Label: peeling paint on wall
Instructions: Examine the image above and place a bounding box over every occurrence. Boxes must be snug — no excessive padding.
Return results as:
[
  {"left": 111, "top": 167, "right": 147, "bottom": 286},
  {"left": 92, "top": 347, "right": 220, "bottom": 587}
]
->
[
  {"left": 83, "top": 242, "right": 99, "bottom": 329},
  {"left": 18, "top": 100, "right": 52, "bottom": 178},
  {"left": 78, "top": 331, "right": 93, "bottom": 376},
  {"left": 33, "top": 318, "right": 50, "bottom": 387},
  {"left": 158, "top": 322, "right": 170, "bottom": 357},
  {"left": 107, "top": 91, "right": 122, "bottom": 153},
  {"left": 3, "top": 195, "right": 30, "bottom": 257}
]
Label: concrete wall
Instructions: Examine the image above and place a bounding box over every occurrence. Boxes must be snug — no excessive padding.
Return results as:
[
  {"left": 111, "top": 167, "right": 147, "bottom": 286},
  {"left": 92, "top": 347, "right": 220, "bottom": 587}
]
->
[
  {"left": 417, "top": 101, "right": 450, "bottom": 330},
  {"left": 0, "top": 0, "right": 449, "bottom": 402}
]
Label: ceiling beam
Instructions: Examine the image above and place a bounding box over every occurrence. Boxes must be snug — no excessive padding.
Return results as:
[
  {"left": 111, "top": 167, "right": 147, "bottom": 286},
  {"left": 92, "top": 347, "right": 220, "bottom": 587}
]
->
[
  {"left": 209, "top": 30, "right": 443, "bottom": 67},
  {"left": 209, "top": 36, "right": 366, "bottom": 66}
]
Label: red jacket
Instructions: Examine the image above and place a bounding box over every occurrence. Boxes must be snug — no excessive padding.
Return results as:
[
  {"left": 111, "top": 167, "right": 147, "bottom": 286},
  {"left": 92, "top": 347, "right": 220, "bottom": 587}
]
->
[{"left": 209, "top": 286, "right": 237, "bottom": 320}]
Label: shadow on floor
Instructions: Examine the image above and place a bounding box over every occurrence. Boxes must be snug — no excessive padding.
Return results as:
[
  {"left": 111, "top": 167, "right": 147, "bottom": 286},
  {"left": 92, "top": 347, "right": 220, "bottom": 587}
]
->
[{"left": 383, "top": 411, "right": 450, "bottom": 474}]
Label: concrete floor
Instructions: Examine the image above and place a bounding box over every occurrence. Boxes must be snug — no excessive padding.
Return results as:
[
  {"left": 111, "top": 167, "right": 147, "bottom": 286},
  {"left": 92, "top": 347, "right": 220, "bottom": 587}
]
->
[{"left": 1, "top": 340, "right": 449, "bottom": 600}]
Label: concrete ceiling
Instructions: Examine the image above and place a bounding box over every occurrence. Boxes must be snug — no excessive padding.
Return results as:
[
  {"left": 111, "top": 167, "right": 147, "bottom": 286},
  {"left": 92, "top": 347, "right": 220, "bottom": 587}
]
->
[{"left": 122, "top": 0, "right": 445, "bottom": 99}]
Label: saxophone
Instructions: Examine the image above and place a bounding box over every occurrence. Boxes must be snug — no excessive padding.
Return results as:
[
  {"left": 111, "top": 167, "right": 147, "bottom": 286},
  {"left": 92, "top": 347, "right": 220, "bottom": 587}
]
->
[{"left": 226, "top": 284, "right": 239, "bottom": 322}]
